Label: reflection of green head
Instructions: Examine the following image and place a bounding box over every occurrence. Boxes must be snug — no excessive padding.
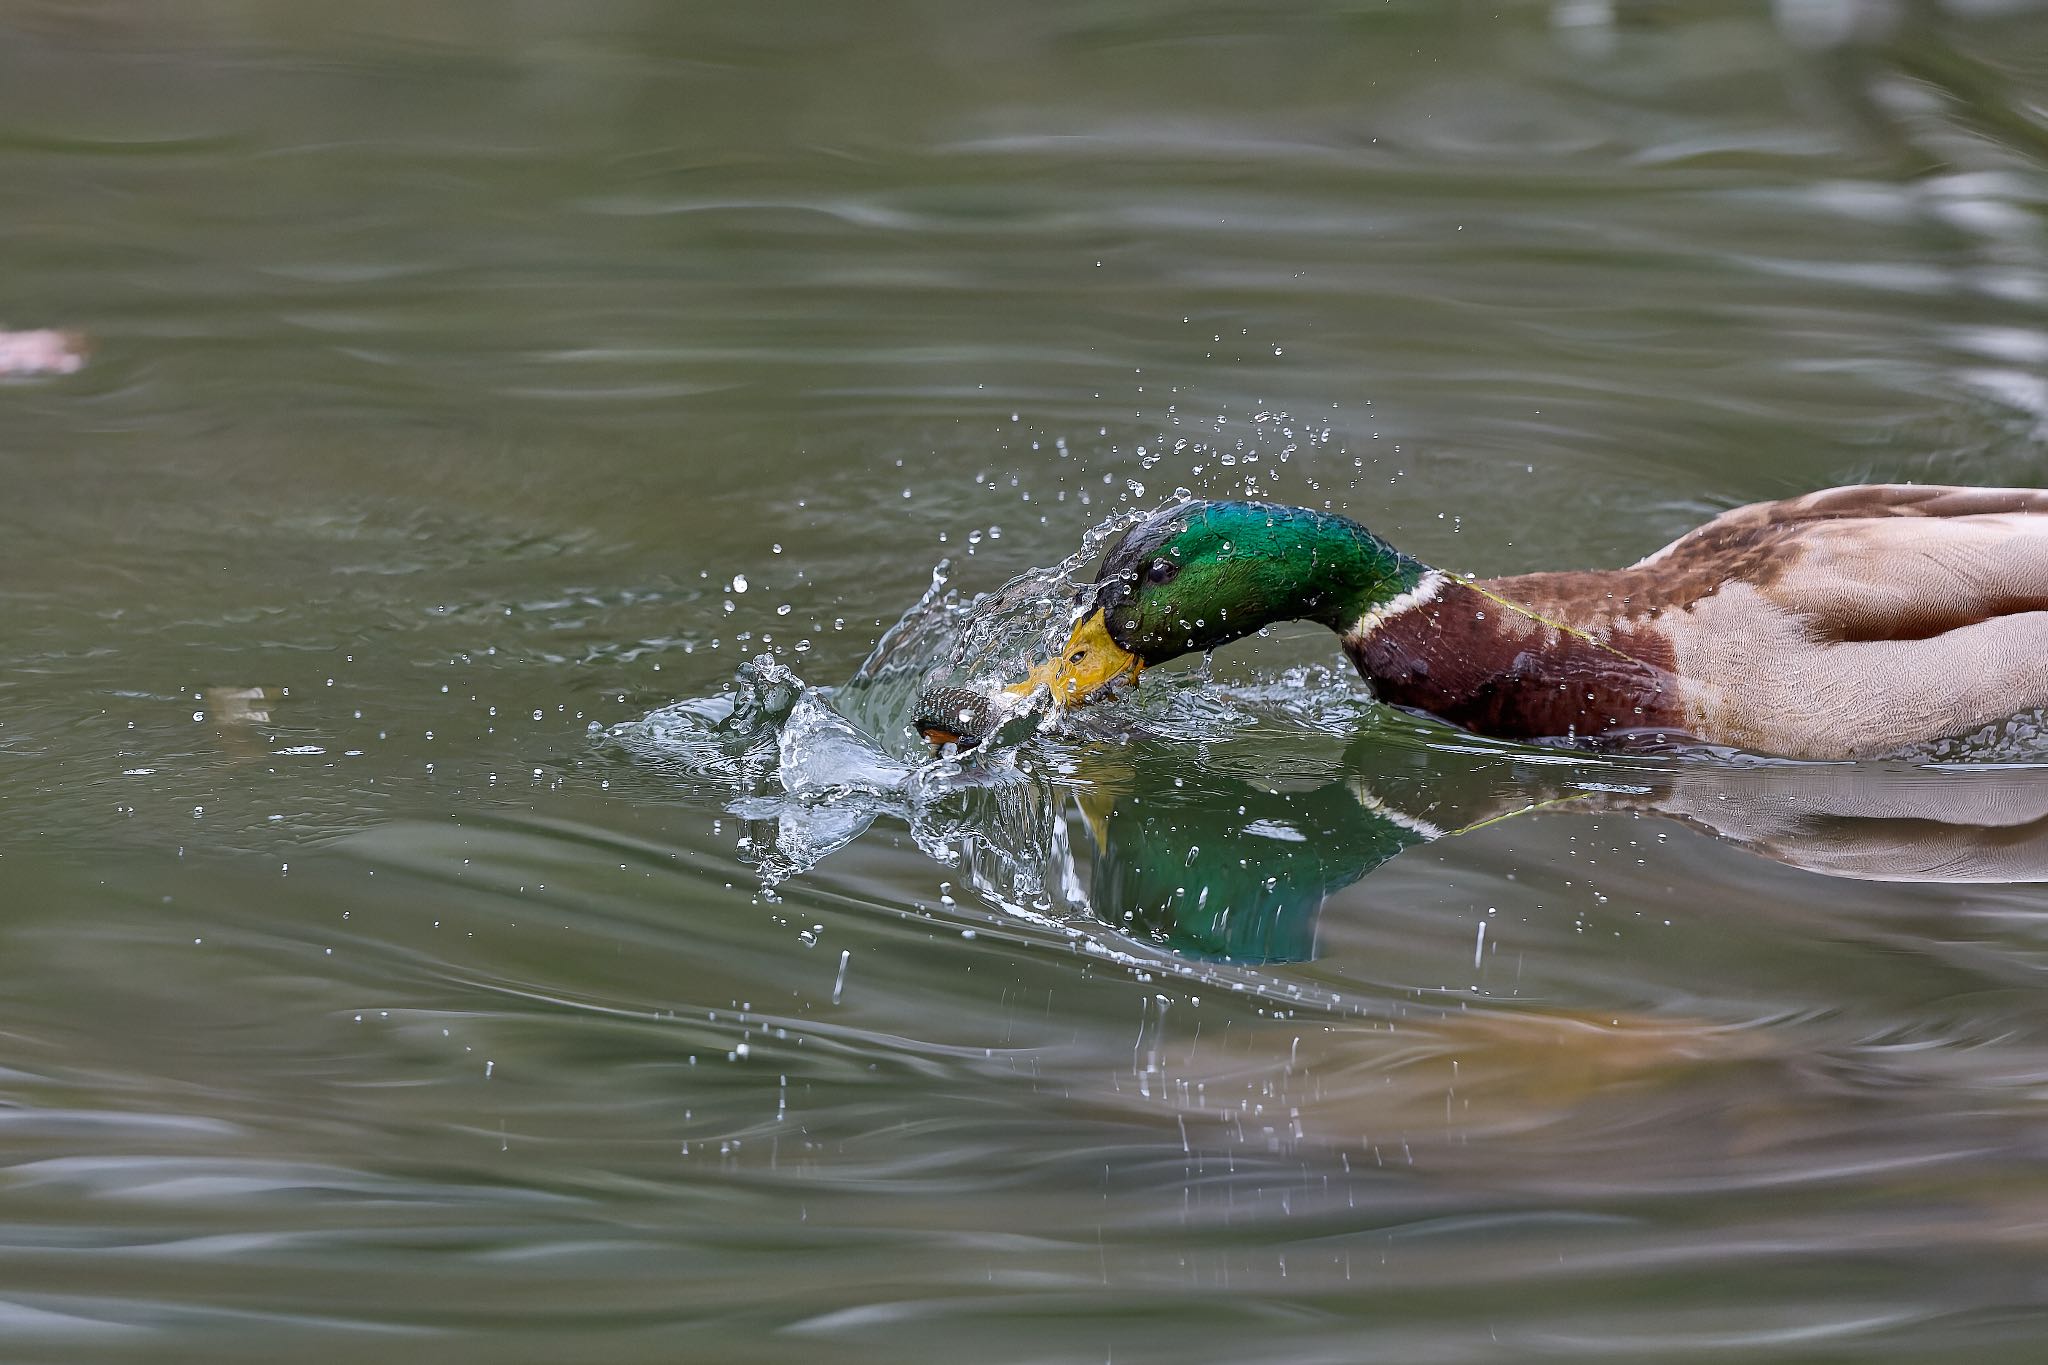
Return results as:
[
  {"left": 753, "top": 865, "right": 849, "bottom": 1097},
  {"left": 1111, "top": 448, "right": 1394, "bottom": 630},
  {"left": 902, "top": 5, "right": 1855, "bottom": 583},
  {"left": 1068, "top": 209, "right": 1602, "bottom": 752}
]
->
[{"left": 1081, "top": 765, "right": 1423, "bottom": 964}]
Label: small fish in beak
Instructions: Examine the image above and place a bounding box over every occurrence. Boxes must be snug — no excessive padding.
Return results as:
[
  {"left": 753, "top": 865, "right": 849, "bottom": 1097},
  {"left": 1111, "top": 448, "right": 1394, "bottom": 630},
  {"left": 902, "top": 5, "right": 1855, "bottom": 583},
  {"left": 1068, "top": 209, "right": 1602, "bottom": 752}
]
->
[{"left": 913, "top": 686, "right": 998, "bottom": 748}]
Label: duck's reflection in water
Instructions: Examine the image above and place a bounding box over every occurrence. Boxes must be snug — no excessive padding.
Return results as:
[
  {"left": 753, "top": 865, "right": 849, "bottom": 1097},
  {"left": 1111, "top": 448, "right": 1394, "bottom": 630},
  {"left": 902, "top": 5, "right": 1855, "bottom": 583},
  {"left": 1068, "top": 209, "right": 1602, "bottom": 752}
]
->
[{"left": 1071, "top": 737, "right": 2048, "bottom": 963}]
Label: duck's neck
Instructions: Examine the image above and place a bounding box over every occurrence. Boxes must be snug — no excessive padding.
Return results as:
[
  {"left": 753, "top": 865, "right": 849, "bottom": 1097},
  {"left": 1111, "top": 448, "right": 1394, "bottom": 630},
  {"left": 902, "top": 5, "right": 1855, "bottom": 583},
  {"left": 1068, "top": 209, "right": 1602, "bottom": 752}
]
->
[{"left": 1238, "top": 507, "right": 1437, "bottom": 634}]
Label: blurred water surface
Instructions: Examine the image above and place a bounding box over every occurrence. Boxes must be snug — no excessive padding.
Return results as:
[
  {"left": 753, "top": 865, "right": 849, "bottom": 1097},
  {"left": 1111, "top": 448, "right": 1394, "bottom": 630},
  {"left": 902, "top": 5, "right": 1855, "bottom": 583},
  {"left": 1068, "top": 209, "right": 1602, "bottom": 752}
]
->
[{"left": 8, "top": 1, "right": 2048, "bottom": 1360}]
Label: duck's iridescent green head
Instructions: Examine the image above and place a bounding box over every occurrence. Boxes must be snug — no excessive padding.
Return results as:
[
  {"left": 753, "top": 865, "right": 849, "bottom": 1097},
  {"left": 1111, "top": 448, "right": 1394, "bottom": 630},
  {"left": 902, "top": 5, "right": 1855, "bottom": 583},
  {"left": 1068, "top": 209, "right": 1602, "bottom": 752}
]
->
[{"left": 1024, "top": 501, "right": 1428, "bottom": 710}]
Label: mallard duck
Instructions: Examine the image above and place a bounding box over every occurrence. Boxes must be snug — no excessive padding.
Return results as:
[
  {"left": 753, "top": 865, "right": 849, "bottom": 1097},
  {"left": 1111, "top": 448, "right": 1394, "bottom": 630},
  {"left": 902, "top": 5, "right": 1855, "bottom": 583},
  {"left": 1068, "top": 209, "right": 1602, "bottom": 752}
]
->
[{"left": 928, "top": 484, "right": 2048, "bottom": 760}]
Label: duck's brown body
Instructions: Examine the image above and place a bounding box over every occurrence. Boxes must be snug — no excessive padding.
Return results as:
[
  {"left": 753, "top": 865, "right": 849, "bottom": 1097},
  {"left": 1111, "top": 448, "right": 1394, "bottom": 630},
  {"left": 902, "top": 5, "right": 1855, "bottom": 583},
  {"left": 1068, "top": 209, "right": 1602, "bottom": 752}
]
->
[{"left": 1343, "top": 484, "right": 2048, "bottom": 759}]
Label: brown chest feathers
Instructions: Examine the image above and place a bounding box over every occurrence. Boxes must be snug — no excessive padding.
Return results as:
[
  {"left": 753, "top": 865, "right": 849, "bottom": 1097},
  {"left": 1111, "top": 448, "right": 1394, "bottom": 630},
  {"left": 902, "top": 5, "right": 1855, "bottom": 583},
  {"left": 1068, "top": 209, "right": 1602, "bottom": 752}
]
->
[{"left": 1342, "top": 577, "right": 1688, "bottom": 743}]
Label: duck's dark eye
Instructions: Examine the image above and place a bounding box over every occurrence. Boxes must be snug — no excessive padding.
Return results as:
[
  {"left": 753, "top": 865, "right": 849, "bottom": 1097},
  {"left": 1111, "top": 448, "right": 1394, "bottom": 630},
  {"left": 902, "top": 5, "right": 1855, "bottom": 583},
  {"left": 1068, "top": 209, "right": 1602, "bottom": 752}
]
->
[{"left": 1145, "top": 557, "right": 1180, "bottom": 585}]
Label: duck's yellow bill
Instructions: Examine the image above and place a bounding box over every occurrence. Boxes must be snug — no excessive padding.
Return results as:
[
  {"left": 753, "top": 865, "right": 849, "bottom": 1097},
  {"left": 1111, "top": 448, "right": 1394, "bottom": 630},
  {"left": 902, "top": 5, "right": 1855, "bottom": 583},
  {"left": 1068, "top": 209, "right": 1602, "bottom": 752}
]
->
[{"left": 1007, "top": 609, "right": 1141, "bottom": 707}]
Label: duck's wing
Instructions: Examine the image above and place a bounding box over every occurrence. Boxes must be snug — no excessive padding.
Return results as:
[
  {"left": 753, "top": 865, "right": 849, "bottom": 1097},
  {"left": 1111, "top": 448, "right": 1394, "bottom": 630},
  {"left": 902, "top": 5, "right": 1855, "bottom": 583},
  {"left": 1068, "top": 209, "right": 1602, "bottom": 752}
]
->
[
  {"left": 1634, "top": 483, "right": 2048, "bottom": 641},
  {"left": 1487, "top": 485, "right": 2048, "bottom": 632},
  {"left": 1629, "top": 485, "right": 2048, "bottom": 757}
]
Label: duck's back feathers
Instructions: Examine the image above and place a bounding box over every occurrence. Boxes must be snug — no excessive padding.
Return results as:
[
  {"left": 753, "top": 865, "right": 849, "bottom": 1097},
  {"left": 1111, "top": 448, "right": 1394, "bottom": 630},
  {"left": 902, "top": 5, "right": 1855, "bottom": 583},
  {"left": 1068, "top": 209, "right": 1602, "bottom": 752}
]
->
[
  {"left": 1625, "top": 482, "right": 2048, "bottom": 630},
  {"left": 1647, "top": 482, "right": 2048, "bottom": 541},
  {"left": 1487, "top": 484, "right": 2048, "bottom": 630}
]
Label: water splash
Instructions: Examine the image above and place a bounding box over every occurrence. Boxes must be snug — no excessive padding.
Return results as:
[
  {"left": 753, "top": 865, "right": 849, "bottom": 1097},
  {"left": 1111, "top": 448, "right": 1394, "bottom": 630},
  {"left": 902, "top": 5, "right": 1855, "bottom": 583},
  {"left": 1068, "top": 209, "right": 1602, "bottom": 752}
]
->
[
  {"left": 601, "top": 654, "right": 802, "bottom": 791},
  {"left": 839, "top": 505, "right": 1158, "bottom": 751},
  {"left": 598, "top": 506, "right": 1414, "bottom": 1008}
]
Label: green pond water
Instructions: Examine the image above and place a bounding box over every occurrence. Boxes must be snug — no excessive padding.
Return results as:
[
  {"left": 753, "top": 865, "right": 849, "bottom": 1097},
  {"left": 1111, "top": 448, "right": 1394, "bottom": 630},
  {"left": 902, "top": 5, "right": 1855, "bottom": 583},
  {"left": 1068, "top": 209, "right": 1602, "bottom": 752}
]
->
[{"left": 8, "top": 2, "right": 2048, "bottom": 1360}]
